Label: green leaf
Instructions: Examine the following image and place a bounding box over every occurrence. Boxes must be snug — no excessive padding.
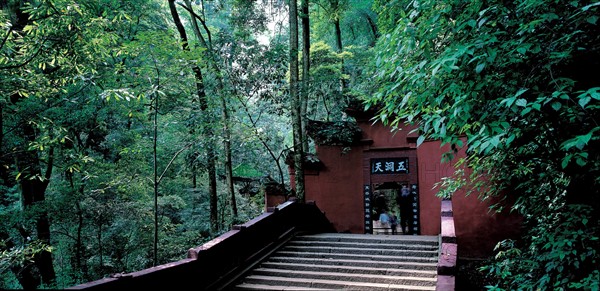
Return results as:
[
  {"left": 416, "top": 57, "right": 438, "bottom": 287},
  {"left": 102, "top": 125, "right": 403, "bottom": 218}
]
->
[
  {"left": 506, "top": 134, "right": 515, "bottom": 144},
  {"left": 478, "top": 17, "right": 487, "bottom": 28},
  {"left": 579, "top": 96, "right": 591, "bottom": 108},
  {"left": 588, "top": 87, "right": 600, "bottom": 100},
  {"left": 551, "top": 102, "right": 562, "bottom": 111},
  {"left": 576, "top": 133, "right": 593, "bottom": 149},
  {"left": 562, "top": 154, "right": 572, "bottom": 168},
  {"left": 490, "top": 135, "right": 501, "bottom": 148},
  {"left": 563, "top": 132, "right": 593, "bottom": 151},
  {"left": 515, "top": 88, "right": 528, "bottom": 98},
  {"left": 576, "top": 156, "right": 587, "bottom": 166},
  {"left": 582, "top": 2, "right": 600, "bottom": 11},
  {"left": 475, "top": 63, "right": 485, "bottom": 73},
  {"left": 521, "top": 107, "right": 532, "bottom": 116},
  {"left": 417, "top": 135, "right": 425, "bottom": 147},
  {"left": 501, "top": 97, "right": 516, "bottom": 107},
  {"left": 516, "top": 99, "right": 527, "bottom": 107}
]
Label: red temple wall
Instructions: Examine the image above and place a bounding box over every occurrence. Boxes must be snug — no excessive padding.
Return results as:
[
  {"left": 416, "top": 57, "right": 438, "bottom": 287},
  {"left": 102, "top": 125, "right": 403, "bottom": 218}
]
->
[
  {"left": 417, "top": 140, "right": 460, "bottom": 236},
  {"left": 303, "top": 120, "right": 421, "bottom": 234},
  {"left": 417, "top": 139, "right": 522, "bottom": 258},
  {"left": 357, "top": 121, "right": 419, "bottom": 148},
  {"left": 304, "top": 146, "right": 364, "bottom": 233},
  {"left": 289, "top": 118, "right": 522, "bottom": 258}
]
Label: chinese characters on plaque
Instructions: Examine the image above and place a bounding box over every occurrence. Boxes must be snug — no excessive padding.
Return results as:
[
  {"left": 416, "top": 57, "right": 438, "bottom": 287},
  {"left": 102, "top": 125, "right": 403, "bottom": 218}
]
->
[
  {"left": 363, "top": 185, "right": 373, "bottom": 234},
  {"left": 370, "top": 158, "right": 409, "bottom": 174},
  {"left": 409, "top": 184, "right": 420, "bottom": 235}
]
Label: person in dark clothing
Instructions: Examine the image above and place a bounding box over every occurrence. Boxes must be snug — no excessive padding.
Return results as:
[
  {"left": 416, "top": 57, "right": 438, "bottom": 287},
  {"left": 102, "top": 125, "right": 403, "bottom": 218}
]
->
[
  {"left": 389, "top": 211, "right": 398, "bottom": 235},
  {"left": 397, "top": 184, "right": 413, "bottom": 234}
]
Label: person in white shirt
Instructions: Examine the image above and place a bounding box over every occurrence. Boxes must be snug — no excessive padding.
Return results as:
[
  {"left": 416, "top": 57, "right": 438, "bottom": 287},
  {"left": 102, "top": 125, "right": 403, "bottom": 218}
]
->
[{"left": 379, "top": 210, "right": 391, "bottom": 234}]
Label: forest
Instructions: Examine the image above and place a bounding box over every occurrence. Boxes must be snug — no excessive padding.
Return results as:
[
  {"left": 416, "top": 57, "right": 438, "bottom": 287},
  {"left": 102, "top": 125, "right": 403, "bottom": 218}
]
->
[{"left": 1, "top": 0, "right": 598, "bottom": 290}]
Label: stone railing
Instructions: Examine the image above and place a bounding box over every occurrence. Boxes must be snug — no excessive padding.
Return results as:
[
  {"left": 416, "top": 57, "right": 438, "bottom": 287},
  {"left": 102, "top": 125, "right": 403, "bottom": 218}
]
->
[
  {"left": 68, "top": 200, "right": 334, "bottom": 290},
  {"left": 436, "top": 198, "right": 457, "bottom": 291}
]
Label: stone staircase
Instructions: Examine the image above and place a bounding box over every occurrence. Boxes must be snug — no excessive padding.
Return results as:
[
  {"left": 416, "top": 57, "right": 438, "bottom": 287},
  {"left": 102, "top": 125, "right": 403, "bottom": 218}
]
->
[{"left": 232, "top": 232, "right": 440, "bottom": 290}]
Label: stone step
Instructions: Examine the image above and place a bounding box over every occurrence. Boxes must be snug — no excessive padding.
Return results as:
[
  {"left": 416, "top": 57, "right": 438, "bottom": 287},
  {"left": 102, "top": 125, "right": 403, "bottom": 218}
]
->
[
  {"left": 293, "top": 233, "right": 439, "bottom": 246},
  {"left": 286, "top": 240, "right": 440, "bottom": 251},
  {"left": 258, "top": 261, "right": 437, "bottom": 278},
  {"left": 265, "top": 256, "right": 438, "bottom": 271},
  {"left": 250, "top": 268, "right": 437, "bottom": 285},
  {"left": 234, "top": 283, "right": 327, "bottom": 290},
  {"left": 232, "top": 233, "right": 440, "bottom": 291},
  {"left": 280, "top": 245, "right": 439, "bottom": 257},
  {"left": 272, "top": 250, "right": 439, "bottom": 263},
  {"left": 237, "top": 275, "right": 437, "bottom": 291}
]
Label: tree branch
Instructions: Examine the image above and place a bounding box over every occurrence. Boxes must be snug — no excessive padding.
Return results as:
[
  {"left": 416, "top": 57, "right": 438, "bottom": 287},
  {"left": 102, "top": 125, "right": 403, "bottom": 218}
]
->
[
  {"left": 157, "top": 143, "right": 194, "bottom": 185},
  {"left": 0, "top": 27, "right": 12, "bottom": 51},
  {"left": 0, "top": 42, "right": 45, "bottom": 70},
  {"left": 177, "top": 1, "right": 212, "bottom": 50}
]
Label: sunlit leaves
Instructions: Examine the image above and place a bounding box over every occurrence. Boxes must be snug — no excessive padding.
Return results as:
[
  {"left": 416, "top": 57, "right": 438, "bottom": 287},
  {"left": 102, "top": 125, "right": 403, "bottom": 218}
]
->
[
  {"left": 0, "top": 240, "right": 53, "bottom": 273},
  {"left": 100, "top": 88, "right": 136, "bottom": 101}
]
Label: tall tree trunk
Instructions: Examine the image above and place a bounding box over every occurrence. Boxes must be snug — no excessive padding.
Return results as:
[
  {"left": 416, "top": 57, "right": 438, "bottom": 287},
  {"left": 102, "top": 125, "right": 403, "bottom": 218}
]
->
[
  {"left": 75, "top": 194, "right": 88, "bottom": 279},
  {"left": 191, "top": 164, "right": 197, "bottom": 188},
  {"left": 222, "top": 100, "right": 237, "bottom": 217},
  {"left": 181, "top": 0, "right": 236, "bottom": 220},
  {"left": 11, "top": 102, "right": 57, "bottom": 290},
  {"left": 327, "top": 0, "right": 347, "bottom": 96},
  {"left": 0, "top": 102, "right": 3, "bottom": 159},
  {"left": 364, "top": 13, "right": 379, "bottom": 45},
  {"left": 67, "top": 172, "right": 88, "bottom": 279},
  {"left": 168, "top": 0, "right": 219, "bottom": 233},
  {"left": 97, "top": 223, "right": 103, "bottom": 268},
  {"left": 152, "top": 92, "right": 159, "bottom": 266},
  {"left": 333, "top": 15, "right": 347, "bottom": 94},
  {"left": 301, "top": 0, "right": 310, "bottom": 154},
  {"left": 333, "top": 17, "right": 342, "bottom": 52},
  {"left": 289, "top": 0, "right": 305, "bottom": 201},
  {"left": 6, "top": 3, "right": 57, "bottom": 287}
]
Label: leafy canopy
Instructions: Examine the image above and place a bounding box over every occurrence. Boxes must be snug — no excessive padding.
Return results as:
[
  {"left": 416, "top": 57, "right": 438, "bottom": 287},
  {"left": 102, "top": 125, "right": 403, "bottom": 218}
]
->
[{"left": 367, "top": 0, "right": 599, "bottom": 289}]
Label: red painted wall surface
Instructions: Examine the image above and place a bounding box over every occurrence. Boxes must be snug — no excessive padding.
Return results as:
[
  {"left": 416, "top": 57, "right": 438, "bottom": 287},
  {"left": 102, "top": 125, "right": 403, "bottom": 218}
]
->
[
  {"left": 304, "top": 145, "right": 364, "bottom": 233},
  {"left": 417, "top": 140, "right": 455, "bottom": 237},
  {"left": 302, "top": 120, "right": 421, "bottom": 233},
  {"left": 289, "top": 115, "right": 522, "bottom": 258},
  {"left": 356, "top": 119, "right": 419, "bottom": 148},
  {"left": 417, "top": 139, "right": 522, "bottom": 258}
]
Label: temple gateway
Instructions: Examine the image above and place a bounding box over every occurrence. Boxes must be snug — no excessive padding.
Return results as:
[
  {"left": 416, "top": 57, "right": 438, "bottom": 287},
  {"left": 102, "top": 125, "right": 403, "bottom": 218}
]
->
[{"left": 278, "top": 106, "right": 522, "bottom": 259}]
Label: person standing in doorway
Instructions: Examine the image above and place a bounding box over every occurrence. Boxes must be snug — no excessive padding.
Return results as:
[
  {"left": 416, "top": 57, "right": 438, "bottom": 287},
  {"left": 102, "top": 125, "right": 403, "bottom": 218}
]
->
[
  {"left": 379, "top": 209, "right": 391, "bottom": 234},
  {"left": 389, "top": 211, "right": 398, "bottom": 235},
  {"left": 397, "top": 184, "right": 413, "bottom": 235}
]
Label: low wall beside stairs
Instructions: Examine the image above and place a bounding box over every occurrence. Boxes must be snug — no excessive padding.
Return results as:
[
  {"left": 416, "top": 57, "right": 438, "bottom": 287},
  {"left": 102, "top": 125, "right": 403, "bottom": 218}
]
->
[
  {"left": 436, "top": 198, "right": 457, "bottom": 291},
  {"left": 68, "top": 198, "right": 458, "bottom": 290},
  {"left": 67, "top": 200, "right": 335, "bottom": 290}
]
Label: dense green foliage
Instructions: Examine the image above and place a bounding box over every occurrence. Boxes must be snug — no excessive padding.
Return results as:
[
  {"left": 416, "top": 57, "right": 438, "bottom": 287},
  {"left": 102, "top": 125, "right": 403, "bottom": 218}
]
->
[
  {"left": 3, "top": 0, "right": 598, "bottom": 289},
  {"left": 0, "top": 0, "right": 278, "bottom": 288},
  {"left": 368, "top": 0, "right": 599, "bottom": 289},
  {"left": 0, "top": 0, "right": 381, "bottom": 288}
]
